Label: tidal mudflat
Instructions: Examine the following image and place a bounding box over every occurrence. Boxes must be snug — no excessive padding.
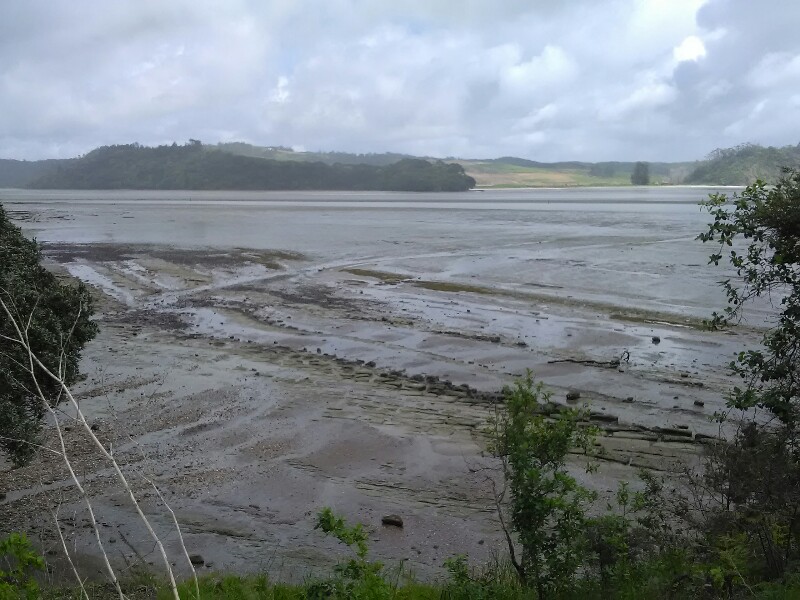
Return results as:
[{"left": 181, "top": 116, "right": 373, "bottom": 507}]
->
[{"left": 0, "top": 187, "right": 759, "bottom": 580}]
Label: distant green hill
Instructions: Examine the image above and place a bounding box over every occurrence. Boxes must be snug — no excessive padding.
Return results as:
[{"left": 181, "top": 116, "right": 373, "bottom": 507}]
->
[
  {"left": 6, "top": 139, "right": 800, "bottom": 191},
  {"left": 27, "top": 142, "right": 476, "bottom": 191},
  {"left": 456, "top": 157, "right": 695, "bottom": 188},
  {"left": 0, "top": 158, "right": 71, "bottom": 188},
  {"left": 684, "top": 143, "right": 800, "bottom": 185},
  {"left": 213, "top": 144, "right": 696, "bottom": 187},
  {"left": 214, "top": 142, "right": 412, "bottom": 167}
]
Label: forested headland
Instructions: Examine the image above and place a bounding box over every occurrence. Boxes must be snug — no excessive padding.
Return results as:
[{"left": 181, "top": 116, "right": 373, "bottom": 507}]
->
[
  {"left": 683, "top": 142, "right": 800, "bottom": 185},
  {"left": 23, "top": 142, "right": 476, "bottom": 192}
]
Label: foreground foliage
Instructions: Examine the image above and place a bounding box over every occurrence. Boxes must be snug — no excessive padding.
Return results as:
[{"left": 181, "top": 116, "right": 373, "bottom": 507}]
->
[
  {"left": 0, "top": 205, "right": 96, "bottom": 465},
  {"left": 490, "top": 374, "right": 597, "bottom": 596},
  {"left": 689, "top": 167, "right": 800, "bottom": 590},
  {"left": 0, "top": 533, "right": 44, "bottom": 600}
]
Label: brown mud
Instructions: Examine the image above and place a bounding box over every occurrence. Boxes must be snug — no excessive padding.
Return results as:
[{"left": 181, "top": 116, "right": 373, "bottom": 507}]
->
[{"left": 0, "top": 241, "right": 750, "bottom": 582}]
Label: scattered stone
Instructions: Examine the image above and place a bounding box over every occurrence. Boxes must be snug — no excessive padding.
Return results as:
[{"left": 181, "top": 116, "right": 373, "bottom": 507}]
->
[
  {"left": 566, "top": 391, "right": 581, "bottom": 402},
  {"left": 694, "top": 400, "right": 705, "bottom": 407},
  {"left": 590, "top": 412, "right": 619, "bottom": 424},
  {"left": 651, "top": 336, "right": 661, "bottom": 344},
  {"left": 623, "top": 396, "right": 634, "bottom": 403},
  {"left": 90, "top": 423, "right": 100, "bottom": 432},
  {"left": 381, "top": 514, "right": 404, "bottom": 528},
  {"left": 189, "top": 554, "right": 205, "bottom": 566}
]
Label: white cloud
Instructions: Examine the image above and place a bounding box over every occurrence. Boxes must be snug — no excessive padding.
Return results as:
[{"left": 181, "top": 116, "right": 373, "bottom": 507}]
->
[
  {"left": 0, "top": 0, "right": 799, "bottom": 161},
  {"left": 747, "top": 52, "right": 800, "bottom": 89},
  {"left": 674, "top": 35, "right": 707, "bottom": 62}
]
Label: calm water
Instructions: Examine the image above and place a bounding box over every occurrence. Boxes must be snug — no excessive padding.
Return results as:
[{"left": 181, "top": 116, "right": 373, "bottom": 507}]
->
[{"left": 2, "top": 186, "right": 749, "bottom": 320}]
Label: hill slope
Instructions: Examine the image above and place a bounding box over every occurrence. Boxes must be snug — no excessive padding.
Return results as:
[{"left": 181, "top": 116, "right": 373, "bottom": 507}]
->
[
  {"left": 215, "top": 142, "right": 696, "bottom": 187},
  {"left": 0, "top": 158, "right": 70, "bottom": 188},
  {"left": 28, "top": 143, "right": 476, "bottom": 191},
  {"left": 684, "top": 143, "right": 800, "bottom": 185},
  {"left": 457, "top": 158, "right": 695, "bottom": 187},
  {"left": 214, "top": 142, "right": 412, "bottom": 166}
]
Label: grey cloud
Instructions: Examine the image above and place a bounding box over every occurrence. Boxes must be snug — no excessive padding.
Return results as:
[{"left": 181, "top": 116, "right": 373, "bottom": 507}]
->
[{"left": 0, "top": 0, "right": 798, "bottom": 161}]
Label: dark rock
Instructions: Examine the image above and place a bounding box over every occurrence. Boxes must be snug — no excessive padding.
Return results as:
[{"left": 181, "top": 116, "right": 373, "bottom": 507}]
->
[
  {"left": 90, "top": 423, "right": 100, "bottom": 432},
  {"left": 566, "top": 391, "right": 581, "bottom": 402},
  {"left": 693, "top": 400, "right": 705, "bottom": 407},
  {"left": 381, "top": 514, "right": 404, "bottom": 528},
  {"left": 623, "top": 396, "right": 634, "bottom": 403},
  {"left": 590, "top": 412, "right": 619, "bottom": 424},
  {"left": 651, "top": 336, "right": 661, "bottom": 344},
  {"left": 653, "top": 426, "right": 692, "bottom": 438},
  {"left": 366, "top": 361, "right": 376, "bottom": 367},
  {"left": 189, "top": 554, "right": 205, "bottom": 566}
]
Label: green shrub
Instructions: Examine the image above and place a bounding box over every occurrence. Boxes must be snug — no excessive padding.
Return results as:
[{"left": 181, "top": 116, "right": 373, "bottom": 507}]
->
[
  {"left": 0, "top": 533, "right": 45, "bottom": 600},
  {"left": 490, "top": 372, "right": 597, "bottom": 596}
]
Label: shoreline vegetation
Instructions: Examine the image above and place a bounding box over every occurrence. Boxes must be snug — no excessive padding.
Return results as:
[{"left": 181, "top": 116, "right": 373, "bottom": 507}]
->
[{"left": 0, "top": 140, "right": 797, "bottom": 191}]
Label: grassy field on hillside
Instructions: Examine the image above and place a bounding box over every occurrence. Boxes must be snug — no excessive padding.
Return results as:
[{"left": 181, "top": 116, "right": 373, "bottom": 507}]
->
[{"left": 457, "top": 160, "right": 633, "bottom": 187}]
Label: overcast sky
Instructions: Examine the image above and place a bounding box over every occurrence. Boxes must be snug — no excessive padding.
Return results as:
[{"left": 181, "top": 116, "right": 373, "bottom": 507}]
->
[{"left": 1, "top": 0, "right": 799, "bottom": 162}]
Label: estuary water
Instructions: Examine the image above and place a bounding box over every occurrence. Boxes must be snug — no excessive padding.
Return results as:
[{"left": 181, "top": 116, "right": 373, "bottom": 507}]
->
[{"left": 2, "top": 186, "right": 745, "bottom": 321}]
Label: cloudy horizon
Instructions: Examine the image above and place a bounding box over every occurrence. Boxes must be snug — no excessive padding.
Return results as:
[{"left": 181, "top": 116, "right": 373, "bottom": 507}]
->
[{"left": 1, "top": 0, "right": 799, "bottom": 162}]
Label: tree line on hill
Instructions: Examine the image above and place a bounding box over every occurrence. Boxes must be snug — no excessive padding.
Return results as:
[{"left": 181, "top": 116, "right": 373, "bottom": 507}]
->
[
  {"left": 1, "top": 140, "right": 799, "bottom": 189},
  {"left": 24, "top": 142, "right": 476, "bottom": 192},
  {"left": 214, "top": 142, "right": 412, "bottom": 166},
  {"left": 684, "top": 142, "right": 800, "bottom": 185}
]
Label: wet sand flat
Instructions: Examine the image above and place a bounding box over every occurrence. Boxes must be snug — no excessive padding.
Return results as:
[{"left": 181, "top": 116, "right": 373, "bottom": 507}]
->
[{"left": 0, "top": 188, "right": 760, "bottom": 581}]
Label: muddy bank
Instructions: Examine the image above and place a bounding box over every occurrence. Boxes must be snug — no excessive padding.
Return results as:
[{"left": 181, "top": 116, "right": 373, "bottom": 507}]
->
[{"left": 0, "top": 237, "right": 748, "bottom": 583}]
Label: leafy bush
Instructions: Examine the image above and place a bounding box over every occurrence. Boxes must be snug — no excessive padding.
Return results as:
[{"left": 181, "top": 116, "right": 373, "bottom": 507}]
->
[
  {"left": 490, "top": 373, "right": 597, "bottom": 596},
  {"left": 0, "top": 205, "right": 96, "bottom": 465},
  {"left": 309, "top": 507, "right": 393, "bottom": 599},
  {"left": 0, "top": 533, "right": 45, "bottom": 600}
]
